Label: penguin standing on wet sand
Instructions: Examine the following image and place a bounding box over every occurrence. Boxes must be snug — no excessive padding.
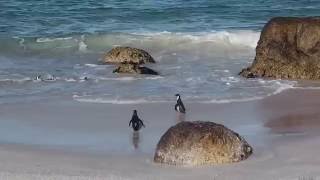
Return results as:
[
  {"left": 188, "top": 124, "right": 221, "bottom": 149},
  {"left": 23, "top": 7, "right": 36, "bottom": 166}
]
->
[
  {"left": 129, "top": 110, "right": 145, "bottom": 131},
  {"left": 175, "top": 94, "right": 186, "bottom": 114}
]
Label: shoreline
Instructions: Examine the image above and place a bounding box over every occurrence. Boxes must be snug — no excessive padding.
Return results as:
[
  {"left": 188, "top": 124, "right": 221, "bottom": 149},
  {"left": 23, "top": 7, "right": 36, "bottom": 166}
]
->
[{"left": 0, "top": 88, "right": 320, "bottom": 179}]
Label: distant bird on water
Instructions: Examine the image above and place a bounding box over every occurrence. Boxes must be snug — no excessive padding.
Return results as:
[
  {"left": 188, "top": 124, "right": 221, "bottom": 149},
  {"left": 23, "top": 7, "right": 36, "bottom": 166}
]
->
[
  {"left": 175, "top": 94, "right": 186, "bottom": 114},
  {"left": 129, "top": 110, "right": 145, "bottom": 131},
  {"left": 34, "top": 75, "right": 42, "bottom": 81}
]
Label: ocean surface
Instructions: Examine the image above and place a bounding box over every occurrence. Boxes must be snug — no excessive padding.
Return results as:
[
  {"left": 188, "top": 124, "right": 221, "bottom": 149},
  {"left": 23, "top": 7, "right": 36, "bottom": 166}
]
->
[{"left": 1, "top": 0, "right": 320, "bottom": 104}]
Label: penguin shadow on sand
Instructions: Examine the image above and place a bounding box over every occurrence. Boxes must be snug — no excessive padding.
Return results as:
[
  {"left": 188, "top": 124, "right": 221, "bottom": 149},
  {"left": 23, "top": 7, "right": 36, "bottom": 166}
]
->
[
  {"left": 174, "top": 94, "right": 186, "bottom": 123},
  {"left": 129, "top": 110, "right": 145, "bottom": 150}
]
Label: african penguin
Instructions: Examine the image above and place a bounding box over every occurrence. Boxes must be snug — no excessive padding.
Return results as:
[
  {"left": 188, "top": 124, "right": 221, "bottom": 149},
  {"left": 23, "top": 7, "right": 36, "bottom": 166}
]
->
[
  {"left": 175, "top": 94, "right": 186, "bottom": 113},
  {"left": 129, "top": 110, "right": 145, "bottom": 131},
  {"left": 34, "top": 75, "right": 42, "bottom": 81},
  {"left": 46, "top": 75, "right": 56, "bottom": 81}
]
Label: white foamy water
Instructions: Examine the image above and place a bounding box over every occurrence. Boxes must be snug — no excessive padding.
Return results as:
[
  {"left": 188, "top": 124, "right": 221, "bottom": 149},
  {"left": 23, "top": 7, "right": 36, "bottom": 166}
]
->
[
  {"left": 2, "top": 30, "right": 259, "bottom": 55},
  {"left": 131, "top": 30, "right": 260, "bottom": 48},
  {"left": 36, "top": 37, "right": 73, "bottom": 43},
  {"left": 0, "top": 30, "right": 299, "bottom": 105},
  {"left": 73, "top": 80, "right": 296, "bottom": 104}
]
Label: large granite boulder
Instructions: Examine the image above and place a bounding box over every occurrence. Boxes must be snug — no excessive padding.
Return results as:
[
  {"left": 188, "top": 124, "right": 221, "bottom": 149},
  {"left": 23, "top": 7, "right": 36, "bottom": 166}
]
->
[
  {"left": 113, "top": 62, "right": 159, "bottom": 75},
  {"left": 103, "top": 47, "right": 156, "bottom": 64},
  {"left": 154, "top": 121, "right": 253, "bottom": 166},
  {"left": 240, "top": 17, "right": 320, "bottom": 80}
]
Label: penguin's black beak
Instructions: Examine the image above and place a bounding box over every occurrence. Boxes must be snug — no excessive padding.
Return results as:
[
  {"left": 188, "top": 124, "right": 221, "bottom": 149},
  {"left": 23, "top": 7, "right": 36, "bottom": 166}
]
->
[{"left": 175, "top": 94, "right": 179, "bottom": 96}]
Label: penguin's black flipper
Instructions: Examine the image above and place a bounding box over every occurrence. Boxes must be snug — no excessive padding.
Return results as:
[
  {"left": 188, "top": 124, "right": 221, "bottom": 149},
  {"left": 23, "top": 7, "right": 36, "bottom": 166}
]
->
[{"left": 139, "top": 119, "right": 145, "bottom": 128}]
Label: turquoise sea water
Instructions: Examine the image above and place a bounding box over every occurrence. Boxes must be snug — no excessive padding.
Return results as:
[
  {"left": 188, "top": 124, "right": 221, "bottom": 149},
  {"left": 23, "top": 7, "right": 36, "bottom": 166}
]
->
[
  {"left": 1, "top": 0, "right": 320, "bottom": 36},
  {"left": 0, "top": 0, "right": 319, "bottom": 103}
]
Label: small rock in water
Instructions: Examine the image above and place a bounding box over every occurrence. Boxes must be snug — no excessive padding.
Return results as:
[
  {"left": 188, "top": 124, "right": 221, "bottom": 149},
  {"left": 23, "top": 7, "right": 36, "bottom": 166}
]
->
[
  {"left": 103, "top": 47, "right": 156, "bottom": 64},
  {"left": 154, "top": 121, "right": 253, "bottom": 166},
  {"left": 113, "top": 62, "right": 159, "bottom": 75},
  {"left": 239, "top": 68, "right": 257, "bottom": 78}
]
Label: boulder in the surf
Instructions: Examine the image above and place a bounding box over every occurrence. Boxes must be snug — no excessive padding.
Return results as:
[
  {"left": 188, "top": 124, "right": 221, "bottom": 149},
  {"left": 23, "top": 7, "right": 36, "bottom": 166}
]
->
[
  {"left": 240, "top": 17, "right": 320, "bottom": 80},
  {"left": 113, "top": 62, "right": 159, "bottom": 75},
  {"left": 154, "top": 121, "right": 253, "bottom": 166},
  {"left": 103, "top": 47, "right": 156, "bottom": 64}
]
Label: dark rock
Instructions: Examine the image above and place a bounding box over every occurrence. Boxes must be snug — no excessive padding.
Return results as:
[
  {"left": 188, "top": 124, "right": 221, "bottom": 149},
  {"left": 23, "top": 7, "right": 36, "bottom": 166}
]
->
[
  {"left": 103, "top": 47, "right": 155, "bottom": 64},
  {"left": 113, "top": 63, "right": 159, "bottom": 75},
  {"left": 239, "top": 68, "right": 257, "bottom": 78},
  {"left": 240, "top": 17, "right": 320, "bottom": 80},
  {"left": 154, "top": 121, "right": 253, "bottom": 166}
]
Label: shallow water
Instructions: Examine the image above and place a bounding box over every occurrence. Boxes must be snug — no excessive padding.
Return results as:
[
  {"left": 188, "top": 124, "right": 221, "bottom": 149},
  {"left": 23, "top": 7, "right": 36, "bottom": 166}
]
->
[{"left": 0, "top": 31, "right": 297, "bottom": 104}]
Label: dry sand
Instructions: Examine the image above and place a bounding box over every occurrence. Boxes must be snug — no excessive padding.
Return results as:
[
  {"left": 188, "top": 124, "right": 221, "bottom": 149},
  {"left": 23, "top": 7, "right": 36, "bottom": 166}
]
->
[{"left": 0, "top": 89, "right": 319, "bottom": 179}]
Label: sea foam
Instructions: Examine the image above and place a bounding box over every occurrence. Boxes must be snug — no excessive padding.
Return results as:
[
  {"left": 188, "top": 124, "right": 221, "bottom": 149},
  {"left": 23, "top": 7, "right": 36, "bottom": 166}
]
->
[
  {"left": 72, "top": 80, "right": 296, "bottom": 105},
  {"left": 3, "top": 30, "right": 260, "bottom": 56}
]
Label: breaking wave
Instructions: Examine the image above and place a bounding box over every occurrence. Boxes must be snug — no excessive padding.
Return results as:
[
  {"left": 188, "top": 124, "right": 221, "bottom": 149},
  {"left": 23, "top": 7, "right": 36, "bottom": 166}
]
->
[
  {"left": 73, "top": 80, "right": 296, "bottom": 104},
  {"left": 1, "top": 30, "right": 260, "bottom": 56}
]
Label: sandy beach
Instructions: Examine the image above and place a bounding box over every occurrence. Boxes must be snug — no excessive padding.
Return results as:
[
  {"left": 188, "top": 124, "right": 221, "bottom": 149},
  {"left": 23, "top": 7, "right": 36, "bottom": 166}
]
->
[{"left": 0, "top": 88, "right": 319, "bottom": 180}]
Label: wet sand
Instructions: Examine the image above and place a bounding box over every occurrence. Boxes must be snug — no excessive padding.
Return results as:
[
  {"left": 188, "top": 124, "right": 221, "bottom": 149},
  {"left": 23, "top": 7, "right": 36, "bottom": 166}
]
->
[{"left": 0, "top": 88, "right": 320, "bottom": 179}]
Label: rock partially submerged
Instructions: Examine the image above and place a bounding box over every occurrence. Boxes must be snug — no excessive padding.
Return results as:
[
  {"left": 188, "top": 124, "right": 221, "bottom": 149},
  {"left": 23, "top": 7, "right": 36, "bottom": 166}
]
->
[
  {"left": 239, "top": 68, "right": 257, "bottom": 78},
  {"left": 240, "top": 17, "right": 320, "bottom": 80},
  {"left": 154, "top": 121, "right": 252, "bottom": 166},
  {"left": 113, "top": 62, "right": 159, "bottom": 75},
  {"left": 103, "top": 47, "right": 156, "bottom": 64}
]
